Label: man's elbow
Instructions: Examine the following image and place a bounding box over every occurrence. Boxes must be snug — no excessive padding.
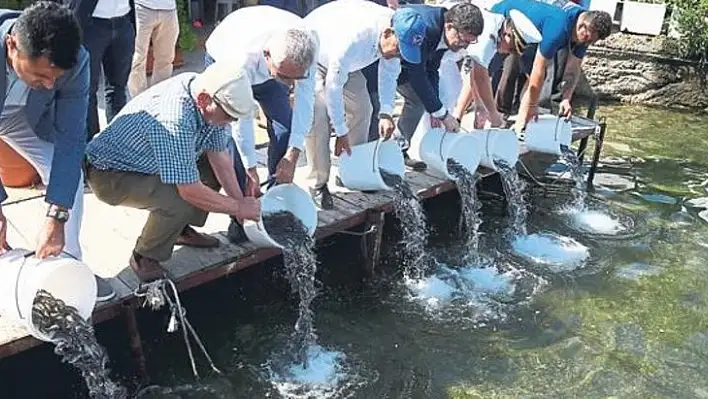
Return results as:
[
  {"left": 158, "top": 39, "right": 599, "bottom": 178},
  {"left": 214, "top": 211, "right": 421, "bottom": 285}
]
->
[{"left": 176, "top": 182, "right": 202, "bottom": 201}]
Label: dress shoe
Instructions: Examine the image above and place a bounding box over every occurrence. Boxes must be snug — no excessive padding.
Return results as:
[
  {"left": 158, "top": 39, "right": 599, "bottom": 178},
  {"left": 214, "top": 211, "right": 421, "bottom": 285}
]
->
[
  {"left": 403, "top": 152, "right": 426, "bottom": 171},
  {"left": 130, "top": 252, "right": 166, "bottom": 283},
  {"left": 310, "top": 184, "right": 334, "bottom": 210},
  {"left": 175, "top": 226, "right": 220, "bottom": 248}
]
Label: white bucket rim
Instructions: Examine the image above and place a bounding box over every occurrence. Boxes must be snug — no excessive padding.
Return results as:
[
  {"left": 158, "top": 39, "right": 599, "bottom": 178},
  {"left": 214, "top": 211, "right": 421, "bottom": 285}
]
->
[
  {"left": 245, "top": 183, "right": 318, "bottom": 249},
  {"left": 15, "top": 253, "right": 97, "bottom": 342}
]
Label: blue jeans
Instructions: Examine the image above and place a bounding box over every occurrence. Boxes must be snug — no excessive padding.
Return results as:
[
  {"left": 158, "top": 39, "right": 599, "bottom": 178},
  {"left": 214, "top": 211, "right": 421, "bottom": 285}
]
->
[
  {"left": 205, "top": 53, "right": 291, "bottom": 188},
  {"left": 84, "top": 15, "right": 135, "bottom": 140}
]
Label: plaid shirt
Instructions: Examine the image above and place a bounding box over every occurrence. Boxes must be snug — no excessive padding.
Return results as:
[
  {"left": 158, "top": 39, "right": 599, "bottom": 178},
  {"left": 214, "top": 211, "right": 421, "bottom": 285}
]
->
[{"left": 86, "top": 73, "right": 230, "bottom": 185}]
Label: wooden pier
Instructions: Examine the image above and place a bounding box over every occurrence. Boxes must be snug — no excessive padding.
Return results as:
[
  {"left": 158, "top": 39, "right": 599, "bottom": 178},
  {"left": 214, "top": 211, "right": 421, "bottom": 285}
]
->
[{"left": 0, "top": 111, "right": 604, "bottom": 367}]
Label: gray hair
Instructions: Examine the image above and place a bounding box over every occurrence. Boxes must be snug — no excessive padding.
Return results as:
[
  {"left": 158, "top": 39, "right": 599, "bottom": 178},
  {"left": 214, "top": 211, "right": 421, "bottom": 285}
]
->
[{"left": 266, "top": 28, "right": 317, "bottom": 70}]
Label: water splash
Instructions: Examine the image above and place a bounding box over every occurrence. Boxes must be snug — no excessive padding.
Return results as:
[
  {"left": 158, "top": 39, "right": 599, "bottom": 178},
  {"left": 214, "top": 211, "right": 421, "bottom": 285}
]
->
[
  {"left": 494, "top": 159, "right": 529, "bottom": 237},
  {"left": 380, "top": 169, "right": 433, "bottom": 280},
  {"left": 565, "top": 208, "right": 626, "bottom": 235},
  {"left": 447, "top": 159, "right": 483, "bottom": 263},
  {"left": 135, "top": 378, "right": 235, "bottom": 398},
  {"left": 511, "top": 232, "right": 589, "bottom": 272},
  {"left": 263, "top": 211, "right": 319, "bottom": 368},
  {"left": 32, "top": 290, "right": 127, "bottom": 398},
  {"left": 560, "top": 144, "right": 586, "bottom": 209},
  {"left": 266, "top": 344, "right": 370, "bottom": 399}
]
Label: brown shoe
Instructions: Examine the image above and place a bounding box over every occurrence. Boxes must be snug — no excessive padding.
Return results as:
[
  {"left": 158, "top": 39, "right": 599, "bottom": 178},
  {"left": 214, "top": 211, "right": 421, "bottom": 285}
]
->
[
  {"left": 129, "top": 252, "right": 166, "bottom": 283},
  {"left": 175, "top": 226, "right": 220, "bottom": 248}
]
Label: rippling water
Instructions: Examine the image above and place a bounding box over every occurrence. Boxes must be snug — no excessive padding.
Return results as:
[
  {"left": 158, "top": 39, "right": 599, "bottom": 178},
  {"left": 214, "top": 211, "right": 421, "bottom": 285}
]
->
[{"left": 4, "top": 104, "right": 708, "bottom": 399}]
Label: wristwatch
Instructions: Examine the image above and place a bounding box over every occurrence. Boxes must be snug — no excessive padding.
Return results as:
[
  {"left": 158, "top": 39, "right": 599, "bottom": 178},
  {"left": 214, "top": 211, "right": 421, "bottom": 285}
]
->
[{"left": 46, "top": 205, "right": 69, "bottom": 223}]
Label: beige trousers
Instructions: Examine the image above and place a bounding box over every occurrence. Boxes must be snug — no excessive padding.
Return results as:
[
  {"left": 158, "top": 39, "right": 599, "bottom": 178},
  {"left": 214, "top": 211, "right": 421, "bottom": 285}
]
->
[
  {"left": 128, "top": 4, "right": 180, "bottom": 97},
  {"left": 304, "top": 67, "right": 373, "bottom": 189}
]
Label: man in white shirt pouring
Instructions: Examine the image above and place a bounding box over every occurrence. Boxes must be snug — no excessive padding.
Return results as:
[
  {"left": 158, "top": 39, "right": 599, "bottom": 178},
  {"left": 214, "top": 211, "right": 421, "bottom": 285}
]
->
[
  {"left": 303, "top": 0, "right": 426, "bottom": 209},
  {"left": 204, "top": 6, "right": 319, "bottom": 242},
  {"left": 451, "top": 9, "right": 542, "bottom": 128}
]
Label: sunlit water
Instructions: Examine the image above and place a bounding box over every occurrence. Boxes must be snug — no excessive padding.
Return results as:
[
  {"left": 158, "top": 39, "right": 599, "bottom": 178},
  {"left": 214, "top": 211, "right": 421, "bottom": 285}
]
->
[
  {"left": 6, "top": 104, "right": 708, "bottom": 399},
  {"left": 380, "top": 169, "right": 434, "bottom": 280},
  {"left": 494, "top": 159, "right": 529, "bottom": 237}
]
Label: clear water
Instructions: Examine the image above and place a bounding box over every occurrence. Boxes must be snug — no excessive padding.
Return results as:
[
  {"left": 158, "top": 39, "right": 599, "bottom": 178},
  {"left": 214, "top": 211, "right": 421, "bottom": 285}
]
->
[
  {"left": 31, "top": 290, "right": 127, "bottom": 398},
  {"left": 560, "top": 143, "right": 586, "bottom": 209},
  {"left": 380, "top": 169, "right": 433, "bottom": 281},
  {"left": 494, "top": 159, "right": 529, "bottom": 237},
  {"left": 5, "top": 104, "right": 708, "bottom": 399}
]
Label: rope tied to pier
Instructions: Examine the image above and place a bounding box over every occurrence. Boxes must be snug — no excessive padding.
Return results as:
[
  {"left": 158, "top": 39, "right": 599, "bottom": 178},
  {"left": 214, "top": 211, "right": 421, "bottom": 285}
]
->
[{"left": 134, "top": 278, "right": 222, "bottom": 380}]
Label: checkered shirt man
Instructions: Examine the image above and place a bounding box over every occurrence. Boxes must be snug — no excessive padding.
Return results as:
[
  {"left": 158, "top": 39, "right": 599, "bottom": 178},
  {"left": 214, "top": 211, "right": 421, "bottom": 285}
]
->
[{"left": 86, "top": 72, "right": 230, "bottom": 184}]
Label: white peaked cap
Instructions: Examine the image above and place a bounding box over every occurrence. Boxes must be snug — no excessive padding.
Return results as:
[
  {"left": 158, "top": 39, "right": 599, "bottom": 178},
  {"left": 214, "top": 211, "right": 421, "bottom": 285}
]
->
[
  {"left": 509, "top": 9, "right": 542, "bottom": 45},
  {"left": 196, "top": 60, "right": 256, "bottom": 119}
]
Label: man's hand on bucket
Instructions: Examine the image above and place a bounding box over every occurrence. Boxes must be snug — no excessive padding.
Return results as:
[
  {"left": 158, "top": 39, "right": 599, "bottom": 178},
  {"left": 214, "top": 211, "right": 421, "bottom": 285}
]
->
[
  {"left": 0, "top": 207, "right": 9, "bottom": 255},
  {"left": 559, "top": 99, "right": 573, "bottom": 120},
  {"left": 36, "top": 217, "right": 65, "bottom": 259},
  {"left": 334, "top": 135, "right": 351, "bottom": 156},
  {"left": 236, "top": 197, "right": 261, "bottom": 222},
  {"left": 378, "top": 115, "right": 395, "bottom": 140},
  {"left": 246, "top": 167, "right": 262, "bottom": 198},
  {"left": 275, "top": 148, "right": 300, "bottom": 184}
]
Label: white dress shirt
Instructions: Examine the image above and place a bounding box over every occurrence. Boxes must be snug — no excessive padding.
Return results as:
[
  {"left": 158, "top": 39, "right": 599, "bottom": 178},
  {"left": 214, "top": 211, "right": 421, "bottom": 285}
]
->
[
  {"left": 305, "top": 0, "right": 400, "bottom": 137},
  {"left": 206, "top": 6, "right": 318, "bottom": 169},
  {"left": 466, "top": 10, "right": 505, "bottom": 70},
  {"left": 92, "top": 0, "right": 131, "bottom": 18}
]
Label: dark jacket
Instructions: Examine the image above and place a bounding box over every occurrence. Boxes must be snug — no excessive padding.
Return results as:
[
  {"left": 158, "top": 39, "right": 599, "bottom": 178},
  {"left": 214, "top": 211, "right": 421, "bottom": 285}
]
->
[
  {"left": 0, "top": 10, "right": 90, "bottom": 208},
  {"left": 396, "top": 4, "right": 448, "bottom": 114}
]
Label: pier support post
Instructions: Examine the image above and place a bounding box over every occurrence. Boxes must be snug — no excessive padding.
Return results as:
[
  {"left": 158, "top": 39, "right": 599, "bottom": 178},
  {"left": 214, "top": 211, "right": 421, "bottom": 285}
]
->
[
  {"left": 587, "top": 116, "right": 607, "bottom": 188},
  {"left": 123, "top": 303, "right": 149, "bottom": 384},
  {"left": 577, "top": 94, "right": 599, "bottom": 165},
  {"left": 361, "top": 210, "right": 385, "bottom": 276}
]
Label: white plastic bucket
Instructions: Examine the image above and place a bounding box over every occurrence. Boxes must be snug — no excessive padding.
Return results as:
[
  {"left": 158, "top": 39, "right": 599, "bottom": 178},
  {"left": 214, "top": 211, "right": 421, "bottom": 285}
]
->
[
  {"left": 243, "top": 184, "right": 318, "bottom": 249},
  {"left": 467, "top": 128, "right": 520, "bottom": 170},
  {"left": 524, "top": 115, "right": 572, "bottom": 156},
  {"left": 338, "top": 139, "right": 405, "bottom": 191},
  {"left": 0, "top": 248, "right": 97, "bottom": 342},
  {"left": 417, "top": 127, "right": 482, "bottom": 181}
]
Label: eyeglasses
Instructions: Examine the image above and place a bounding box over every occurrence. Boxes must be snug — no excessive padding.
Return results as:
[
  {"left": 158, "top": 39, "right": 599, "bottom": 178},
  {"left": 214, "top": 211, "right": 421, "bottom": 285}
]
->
[
  {"left": 274, "top": 68, "right": 310, "bottom": 82},
  {"left": 454, "top": 28, "right": 478, "bottom": 46}
]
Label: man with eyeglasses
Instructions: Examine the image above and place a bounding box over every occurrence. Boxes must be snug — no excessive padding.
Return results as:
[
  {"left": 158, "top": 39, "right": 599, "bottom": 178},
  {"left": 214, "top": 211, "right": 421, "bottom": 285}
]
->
[
  {"left": 451, "top": 9, "right": 542, "bottom": 128},
  {"left": 84, "top": 61, "right": 261, "bottom": 282},
  {"left": 393, "top": 2, "right": 484, "bottom": 171},
  {"left": 204, "top": 5, "right": 319, "bottom": 243},
  {"left": 302, "top": 0, "right": 426, "bottom": 209},
  {"left": 488, "top": 0, "right": 612, "bottom": 130}
]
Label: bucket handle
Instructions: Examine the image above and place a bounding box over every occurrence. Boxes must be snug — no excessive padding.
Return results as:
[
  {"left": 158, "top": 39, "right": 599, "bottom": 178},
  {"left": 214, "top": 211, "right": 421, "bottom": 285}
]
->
[
  {"left": 553, "top": 115, "right": 570, "bottom": 142},
  {"left": 13, "top": 251, "right": 35, "bottom": 320},
  {"left": 371, "top": 138, "right": 382, "bottom": 175},
  {"left": 438, "top": 129, "right": 449, "bottom": 165},
  {"left": 484, "top": 128, "right": 493, "bottom": 162}
]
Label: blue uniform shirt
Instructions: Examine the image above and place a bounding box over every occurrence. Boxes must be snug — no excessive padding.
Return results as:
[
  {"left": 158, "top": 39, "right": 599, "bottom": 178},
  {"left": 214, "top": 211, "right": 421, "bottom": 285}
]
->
[
  {"left": 491, "top": 0, "right": 587, "bottom": 59},
  {"left": 86, "top": 73, "right": 230, "bottom": 185}
]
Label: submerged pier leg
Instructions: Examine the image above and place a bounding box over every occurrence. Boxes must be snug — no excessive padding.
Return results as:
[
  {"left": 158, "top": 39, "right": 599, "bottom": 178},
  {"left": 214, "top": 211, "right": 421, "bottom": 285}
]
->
[
  {"left": 362, "top": 210, "right": 386, "bottom": 276},
  {"left": 587, "top": 116, "right": 607, "bottom": 188},
  {"left": 123, "top": 303, "right": 149, "bottom": 384}
]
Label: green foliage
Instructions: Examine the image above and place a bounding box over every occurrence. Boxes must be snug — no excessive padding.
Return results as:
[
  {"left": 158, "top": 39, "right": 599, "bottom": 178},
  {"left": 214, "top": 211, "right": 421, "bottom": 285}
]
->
[
  {"left": 665, "top": 0, "right": 708, "bottom": 63},
  {"left": 176, "top": 0, "right": 198, "bottom": 52},
  {"left": 0, "top": 0, "right": 34, "bottom": 9}
]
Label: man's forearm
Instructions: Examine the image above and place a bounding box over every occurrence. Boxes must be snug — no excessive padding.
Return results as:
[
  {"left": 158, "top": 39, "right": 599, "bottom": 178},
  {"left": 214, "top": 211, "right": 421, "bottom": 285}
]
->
[
  {"left": 561, "top": 55, "right": 582, "bottom": 101},
  {"left": 177, "top": 182, "right": 243, "bottom": 216},
  {"left": 472, "top": 63, "right": 496, "bottom": 116},
  {"left": 454, "top": 70, "right": 475, "bottom": 120},
  {"left": 206, "top": 150, "right": 243, "bottom": 200}
]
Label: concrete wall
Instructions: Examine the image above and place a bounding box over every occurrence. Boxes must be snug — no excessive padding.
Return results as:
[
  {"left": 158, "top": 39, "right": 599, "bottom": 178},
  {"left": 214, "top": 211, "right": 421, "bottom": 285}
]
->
[{"left": 579, "top": 33, "right": 708, "bottom": 109}]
